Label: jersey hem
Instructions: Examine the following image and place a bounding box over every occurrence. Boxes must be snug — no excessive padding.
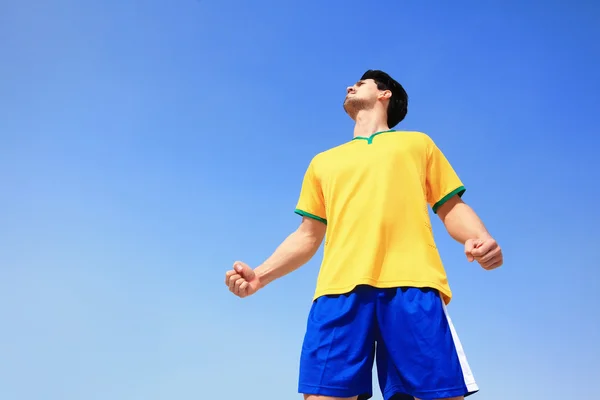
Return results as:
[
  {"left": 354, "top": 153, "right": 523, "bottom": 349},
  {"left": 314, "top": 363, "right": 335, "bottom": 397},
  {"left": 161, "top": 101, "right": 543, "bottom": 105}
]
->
[
  {"left": 295, "top": 209, "right": 327, "bottom": 225},
  {"left": 432, "top": 185, "right": 466, "bottom": 213},
  {"left": 313, "top": 279, "right": 453, "bottom": 305}
]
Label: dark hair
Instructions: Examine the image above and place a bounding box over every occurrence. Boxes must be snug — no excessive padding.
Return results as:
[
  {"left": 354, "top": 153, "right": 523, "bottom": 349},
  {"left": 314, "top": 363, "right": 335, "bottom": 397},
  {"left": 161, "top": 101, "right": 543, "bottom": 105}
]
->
[{"left": 360, "top": 70, "right": 408, "bottom": 128}]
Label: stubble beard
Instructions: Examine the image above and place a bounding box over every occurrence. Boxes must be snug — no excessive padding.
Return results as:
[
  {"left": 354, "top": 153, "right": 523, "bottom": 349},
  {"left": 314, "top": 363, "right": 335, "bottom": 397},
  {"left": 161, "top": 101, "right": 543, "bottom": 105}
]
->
[{"left": 343, "top": 97, "right": 372, "bottom": 120}]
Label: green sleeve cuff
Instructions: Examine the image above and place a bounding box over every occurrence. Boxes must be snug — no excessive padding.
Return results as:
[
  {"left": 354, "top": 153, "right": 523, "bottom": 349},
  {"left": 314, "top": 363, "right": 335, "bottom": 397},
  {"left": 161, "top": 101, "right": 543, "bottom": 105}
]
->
[
  {"left": 432, "top": 186, "right": 466, "bottom": 213},
  {"left": 295, "top": 209, "right": 327, "bottom": 225}
]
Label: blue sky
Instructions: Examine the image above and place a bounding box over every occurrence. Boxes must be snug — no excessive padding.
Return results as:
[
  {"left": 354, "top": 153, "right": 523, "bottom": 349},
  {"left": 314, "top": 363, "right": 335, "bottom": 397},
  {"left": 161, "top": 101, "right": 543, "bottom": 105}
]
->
[{"left": 1, "top": 0, "right": 599, "bottom": 399}]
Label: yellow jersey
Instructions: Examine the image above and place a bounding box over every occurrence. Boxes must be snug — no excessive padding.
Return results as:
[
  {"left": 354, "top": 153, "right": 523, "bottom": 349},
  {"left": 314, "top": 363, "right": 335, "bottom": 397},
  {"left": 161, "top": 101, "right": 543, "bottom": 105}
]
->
[{"left": 295, "top": 130, "right": 465, "bottom": 304}]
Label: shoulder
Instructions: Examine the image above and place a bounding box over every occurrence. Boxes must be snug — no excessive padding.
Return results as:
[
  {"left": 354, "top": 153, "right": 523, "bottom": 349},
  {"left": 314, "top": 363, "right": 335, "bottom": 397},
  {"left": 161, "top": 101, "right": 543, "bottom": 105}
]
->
[
  {"left": 309, "top": 141, "right": 354, "bottom": 166},
  {"left": 396, "top": 130, "right": 435, "bottom": 144},
  {"left": 399, "top": 131, "right": 444, "bottom": 155},
  {"left": 388, "top": 131, "right": 437, "bottom": 155}
]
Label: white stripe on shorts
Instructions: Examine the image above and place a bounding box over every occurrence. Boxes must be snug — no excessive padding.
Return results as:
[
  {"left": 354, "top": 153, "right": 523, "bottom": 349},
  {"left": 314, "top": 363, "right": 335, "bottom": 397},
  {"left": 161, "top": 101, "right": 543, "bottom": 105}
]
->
[{"left": 441, "top": 300, "right": 479, "bottom": 394}]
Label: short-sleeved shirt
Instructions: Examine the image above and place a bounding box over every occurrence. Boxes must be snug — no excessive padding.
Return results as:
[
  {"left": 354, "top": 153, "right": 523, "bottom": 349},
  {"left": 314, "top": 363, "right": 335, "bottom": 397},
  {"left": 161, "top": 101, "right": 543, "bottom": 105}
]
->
[{"left": 295, "top": 130, "right": 465, "bottom": 304}]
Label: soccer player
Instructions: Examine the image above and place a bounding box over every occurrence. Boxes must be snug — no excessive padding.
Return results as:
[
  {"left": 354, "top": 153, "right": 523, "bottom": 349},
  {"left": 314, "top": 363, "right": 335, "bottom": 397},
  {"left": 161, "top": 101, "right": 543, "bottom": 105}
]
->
[{"left": 225, "top": 70, "right": 503, "bottom": 400}]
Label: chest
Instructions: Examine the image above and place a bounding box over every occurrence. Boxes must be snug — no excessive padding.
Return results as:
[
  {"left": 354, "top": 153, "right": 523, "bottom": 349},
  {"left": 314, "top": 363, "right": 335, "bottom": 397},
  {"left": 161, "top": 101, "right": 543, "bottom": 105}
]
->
[{"left": 319, "top": 139, "right": 426, "bottom": 187}]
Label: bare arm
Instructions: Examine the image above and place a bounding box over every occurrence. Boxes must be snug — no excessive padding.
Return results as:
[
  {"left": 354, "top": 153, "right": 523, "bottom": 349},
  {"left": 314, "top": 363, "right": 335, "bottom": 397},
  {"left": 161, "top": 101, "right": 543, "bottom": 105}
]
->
[
  {"left": 226, "top": 217, "right": 326, "bottom": 297},
  {"left": 254, "top": 216, "right": 326, "bottom": 288},
  {"left": 436, "top": 195, "right": 503, "bottom": 270},
  {"left": 436, "top": 195, "right": 491, "bottom": 244}
]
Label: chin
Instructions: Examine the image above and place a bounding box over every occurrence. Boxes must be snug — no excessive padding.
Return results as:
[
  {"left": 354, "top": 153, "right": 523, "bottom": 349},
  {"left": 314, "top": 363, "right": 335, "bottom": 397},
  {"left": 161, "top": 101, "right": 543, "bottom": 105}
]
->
[{"left": 344, "top": 98, "right": 357, "bottom": 107}]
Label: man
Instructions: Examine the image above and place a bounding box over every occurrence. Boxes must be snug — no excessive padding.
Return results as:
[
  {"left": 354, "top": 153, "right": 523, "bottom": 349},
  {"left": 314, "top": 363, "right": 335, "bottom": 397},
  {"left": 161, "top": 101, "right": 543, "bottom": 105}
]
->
[{"left": 225, "top": 70, "right": 503, "bottom": 400}]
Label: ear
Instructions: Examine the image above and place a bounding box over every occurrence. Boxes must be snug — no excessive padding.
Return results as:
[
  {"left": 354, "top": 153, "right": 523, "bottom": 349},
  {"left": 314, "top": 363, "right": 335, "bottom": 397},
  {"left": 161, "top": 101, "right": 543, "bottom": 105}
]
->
[{"left": 378, "top": 90, "right": 392, "bottom": 100}]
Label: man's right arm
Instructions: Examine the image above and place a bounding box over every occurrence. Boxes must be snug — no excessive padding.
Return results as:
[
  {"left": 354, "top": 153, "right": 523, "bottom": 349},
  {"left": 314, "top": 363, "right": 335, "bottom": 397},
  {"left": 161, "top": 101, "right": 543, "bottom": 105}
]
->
[
  {"left": 226, "top": 158, "right": 327, "bottom": 298},
  {"left": 254, "top": 216, "right": 326, "bottom": 289}
]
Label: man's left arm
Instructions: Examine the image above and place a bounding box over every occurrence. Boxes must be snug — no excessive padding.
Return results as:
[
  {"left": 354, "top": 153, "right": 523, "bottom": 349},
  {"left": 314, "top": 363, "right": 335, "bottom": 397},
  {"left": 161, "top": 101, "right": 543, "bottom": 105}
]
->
[
  {"left": 436, "top": 195, "right": 503, "bottom": 271},
  {"left": 424, "top": 134, "right": 503, "bottom": 271}
]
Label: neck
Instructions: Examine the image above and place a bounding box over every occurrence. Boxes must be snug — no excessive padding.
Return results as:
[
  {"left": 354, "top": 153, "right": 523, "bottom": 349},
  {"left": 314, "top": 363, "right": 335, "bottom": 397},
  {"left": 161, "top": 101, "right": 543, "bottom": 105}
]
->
[{"left": 352, "top": 110, "right": 389, "bottom": 138}]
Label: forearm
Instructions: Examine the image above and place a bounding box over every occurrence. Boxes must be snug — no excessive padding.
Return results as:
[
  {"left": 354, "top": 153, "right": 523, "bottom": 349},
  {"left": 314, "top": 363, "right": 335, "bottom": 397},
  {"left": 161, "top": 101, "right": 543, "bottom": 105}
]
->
[
  {"left": 254, "top": 228, "right": 322, "bottom": 288},
  {"left": 439, "top": 200, "right": 491, "bottom": 244}
]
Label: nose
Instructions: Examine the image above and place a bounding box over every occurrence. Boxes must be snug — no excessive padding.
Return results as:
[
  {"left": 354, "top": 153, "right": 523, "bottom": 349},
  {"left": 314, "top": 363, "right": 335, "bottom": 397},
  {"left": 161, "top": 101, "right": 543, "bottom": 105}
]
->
[{"left": 346, "top": 86, "right": 354, "bottom": 94}]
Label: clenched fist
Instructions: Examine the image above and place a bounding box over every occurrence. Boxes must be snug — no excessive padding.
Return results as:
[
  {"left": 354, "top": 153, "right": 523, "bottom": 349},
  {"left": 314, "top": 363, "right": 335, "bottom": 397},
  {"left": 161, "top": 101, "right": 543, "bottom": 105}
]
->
[
  {"left": 465, "top": 237, "right": 503, "bottom": 270},
  {"left": 225, "top": 261, "right": 261, "bottom": 298}
]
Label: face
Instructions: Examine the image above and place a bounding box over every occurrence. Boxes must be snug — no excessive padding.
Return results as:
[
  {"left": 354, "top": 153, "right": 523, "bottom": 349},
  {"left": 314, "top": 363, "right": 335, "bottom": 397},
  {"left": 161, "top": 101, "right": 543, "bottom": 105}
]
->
[{"left": 343, "top": 79, "right": 390, "bottom": 119}]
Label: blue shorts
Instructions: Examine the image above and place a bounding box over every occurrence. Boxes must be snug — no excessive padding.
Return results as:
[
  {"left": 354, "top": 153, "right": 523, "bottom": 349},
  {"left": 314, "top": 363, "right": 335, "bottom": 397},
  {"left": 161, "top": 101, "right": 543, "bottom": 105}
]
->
[{"left": 298, "top": 286, "right": 479, "bottom": 400}]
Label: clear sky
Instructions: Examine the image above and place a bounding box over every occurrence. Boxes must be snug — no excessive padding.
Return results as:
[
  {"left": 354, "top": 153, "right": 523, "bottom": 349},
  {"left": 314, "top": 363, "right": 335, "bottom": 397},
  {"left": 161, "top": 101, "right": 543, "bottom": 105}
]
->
[{"left": 1, "top": 0, "right": 599, "bottom": 399}]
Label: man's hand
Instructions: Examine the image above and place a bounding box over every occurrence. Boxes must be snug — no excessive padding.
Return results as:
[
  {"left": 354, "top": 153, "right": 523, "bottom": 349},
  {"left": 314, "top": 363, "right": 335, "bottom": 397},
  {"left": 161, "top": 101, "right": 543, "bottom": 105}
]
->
[
  {"left": 224, "top": 217, "right": 325, "bottom": 298},
  {"left": 225, "top": 261, "right": 261, "bottom": 298},
  {"left": 464, "top": 237, "right": 503, "bottom": 270}
]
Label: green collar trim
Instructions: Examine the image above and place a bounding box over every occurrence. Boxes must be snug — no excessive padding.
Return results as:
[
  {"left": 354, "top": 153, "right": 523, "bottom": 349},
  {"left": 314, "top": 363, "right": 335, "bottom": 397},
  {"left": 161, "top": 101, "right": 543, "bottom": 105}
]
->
[{"left": 352, "top": 129, "right": 397, "bottom": 144}]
